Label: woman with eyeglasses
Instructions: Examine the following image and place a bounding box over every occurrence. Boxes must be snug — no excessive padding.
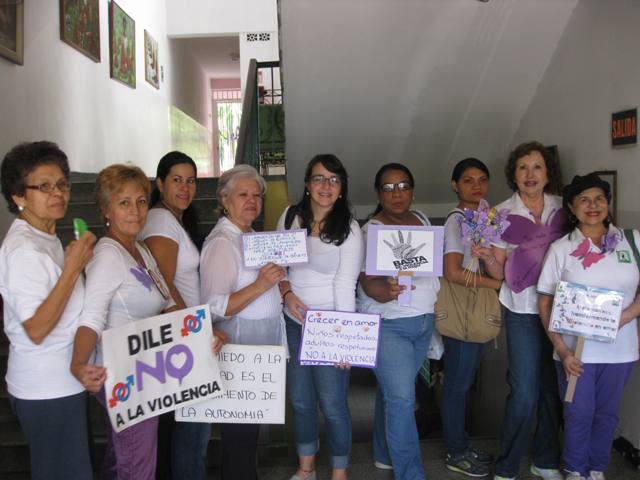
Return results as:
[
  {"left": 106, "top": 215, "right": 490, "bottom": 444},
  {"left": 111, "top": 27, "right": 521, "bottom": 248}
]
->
[
  {"left": 71, "top": 164, "right": 176, "bottom": 479},
  {"left": 200, "top": 164, "right": 286, "bottom": 480},
  {"left": 140, "top": 151, "right": 226, "bottom": 480},
  {"left": 357, "top": 163, "right": 439, "bottom": 480},
  {"left": 278, "top": 154, "right": 363, "bottom": 480},
  {"left": 0, "top": 141, "right": 96, "bottom": 479}
]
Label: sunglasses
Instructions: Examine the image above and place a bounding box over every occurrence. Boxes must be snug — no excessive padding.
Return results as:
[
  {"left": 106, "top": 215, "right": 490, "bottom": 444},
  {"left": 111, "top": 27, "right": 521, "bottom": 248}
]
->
[{"left": 380, "top": 181, "right": 413, "bottom": 193}]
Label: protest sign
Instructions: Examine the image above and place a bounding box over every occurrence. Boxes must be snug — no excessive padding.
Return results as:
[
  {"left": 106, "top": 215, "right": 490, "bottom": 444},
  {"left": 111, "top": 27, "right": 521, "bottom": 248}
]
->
[
  {"left": 549, "top": 281, "right": 624, "bottom": 401},
  {"left": 102, "top": 305, "right": 223, "bottom": 432},
  {"left": 366, "top": 225, "right": 443, "bottom": 277},
  {"left": 242, "top": 229, "right": 308, "bottom": 268},
  {"left": 175, "top": 344, "right": 286, "bottom": 424},
  {"left": 299, "top": 310, "right": 381, "bottom": 368}
]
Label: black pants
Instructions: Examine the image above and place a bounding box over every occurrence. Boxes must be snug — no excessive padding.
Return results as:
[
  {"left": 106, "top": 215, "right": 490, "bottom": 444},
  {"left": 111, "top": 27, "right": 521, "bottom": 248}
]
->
[{"left": 220, "top": 423, "right": 260, "bottom": 480}]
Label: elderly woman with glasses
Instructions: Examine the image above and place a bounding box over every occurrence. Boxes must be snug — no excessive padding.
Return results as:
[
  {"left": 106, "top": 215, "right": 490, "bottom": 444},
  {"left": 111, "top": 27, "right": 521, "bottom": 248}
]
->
[
  {"left": 357, "top": 162, "right": 439, "bottom": 480},
  {"left": 0, "top": 141, "right": 96, "bottom": 479},
  {"left": 71, "top": 164, "right": 175, "bottom": 480},
  {"left": 199, "top": 164, "right": 286, "bottom": 480},
  {"left": 277, "top": 154, "right": 363, "bottom": 480}
]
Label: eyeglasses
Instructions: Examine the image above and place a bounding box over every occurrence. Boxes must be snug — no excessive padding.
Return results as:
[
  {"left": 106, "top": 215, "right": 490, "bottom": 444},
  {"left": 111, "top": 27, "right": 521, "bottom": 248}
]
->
[
  {"left": 380, "top": 181, "right": 413, "bottom": 193},
  {"left": 25, "top": 179, "right": 71, "bottom": 194},
  {"left": 310, "top": 175, "right": 341, "bottom": 186}
]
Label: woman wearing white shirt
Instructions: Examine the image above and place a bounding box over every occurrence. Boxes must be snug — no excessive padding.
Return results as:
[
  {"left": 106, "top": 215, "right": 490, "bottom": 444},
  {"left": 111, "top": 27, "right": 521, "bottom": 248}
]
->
[
  {"left": 489, "top": 142, "right": 565, "bottom": 480},
  {"left": 358, "top": 163, "right": 439, "bottom": 480},
  {"left": 278, "top": 154, "right": 363, "bottom": 480},
  {"left": 538, "top": 173, "right": 640, "bottom": 480},
  {"left": 199, "top": 164, "right": 285, "bottom": 480},
  {"left": 0, "top": 141, "right": 95, "bottom": 479},
  {"left": 71, "top": 165, "right": 175, "bottom": 480}
]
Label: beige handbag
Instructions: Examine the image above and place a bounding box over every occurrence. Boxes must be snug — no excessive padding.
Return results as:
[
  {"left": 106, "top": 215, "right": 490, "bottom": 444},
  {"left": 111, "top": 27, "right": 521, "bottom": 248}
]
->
[{"left": 434, "top": 278, "right": 501, "bottom": 343}]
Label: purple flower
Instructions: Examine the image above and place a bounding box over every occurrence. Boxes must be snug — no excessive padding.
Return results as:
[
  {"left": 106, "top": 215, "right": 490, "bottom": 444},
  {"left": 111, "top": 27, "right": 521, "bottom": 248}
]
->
[
  {"left": 457, "top": 199, "right": 510, "bottom": 247},
  {"left": 601, "top": 230, "right": 621, "bottom": 254}
]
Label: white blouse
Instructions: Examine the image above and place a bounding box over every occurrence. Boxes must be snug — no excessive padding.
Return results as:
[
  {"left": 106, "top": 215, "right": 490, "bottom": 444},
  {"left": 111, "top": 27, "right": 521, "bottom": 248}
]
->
[{"left": 140, "top": 208, "right": 201, "bottom": 308}]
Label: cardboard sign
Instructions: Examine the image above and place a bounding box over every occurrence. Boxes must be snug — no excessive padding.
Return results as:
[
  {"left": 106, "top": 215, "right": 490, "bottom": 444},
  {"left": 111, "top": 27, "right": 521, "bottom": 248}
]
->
[
  {"left": 299, "top": 310, "right": 381, "bottom": 368},
  {"left": 549, "top": 281, "right": 624, "bottom": 343},
  {"left": 101, "top": 306, "right": 224, "bottom": 432},
  {"left": 175, "top": 344, "right": 286, "bottom": 424},
  {"left": 242, "top": 229, "right": 308, "bottom": 268},
  {"left": 365, "top": 225, "right": 444, "bottom": 276}
]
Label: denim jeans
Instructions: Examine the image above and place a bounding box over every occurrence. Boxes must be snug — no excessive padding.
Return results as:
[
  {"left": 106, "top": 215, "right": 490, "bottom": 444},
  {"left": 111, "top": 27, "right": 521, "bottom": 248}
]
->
[
  {"left": 10, "top": 392, "right": 93, "bottom": 480},
  {"left": 441, "top": 335, "right": 484, "bottom": 456},
  {"left": 285, "top": 316, "right": 352, "bottom": 469},
  {"left": 171, "top": 421, "right": 211, "bottom": 479},
  {"left": 495, "top": 309, "right": 562, "bottom": 478},
  {"left": 373, "top": 313, "right": 434, "bottom": 480}
]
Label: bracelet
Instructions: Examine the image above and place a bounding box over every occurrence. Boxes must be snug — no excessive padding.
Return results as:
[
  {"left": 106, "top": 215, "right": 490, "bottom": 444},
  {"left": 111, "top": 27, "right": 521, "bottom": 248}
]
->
[{"left": 281, "top": 290, "right": 293, "bottom": 303}]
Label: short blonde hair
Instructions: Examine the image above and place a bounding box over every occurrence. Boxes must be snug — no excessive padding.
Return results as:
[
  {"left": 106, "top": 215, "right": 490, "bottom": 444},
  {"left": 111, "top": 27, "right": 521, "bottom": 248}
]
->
[
  {"left": 95, "top": 164, "right": 150, "bottom": 213},
  {"left": 216, "top": 164, "right": 267, "bottom": 207}
]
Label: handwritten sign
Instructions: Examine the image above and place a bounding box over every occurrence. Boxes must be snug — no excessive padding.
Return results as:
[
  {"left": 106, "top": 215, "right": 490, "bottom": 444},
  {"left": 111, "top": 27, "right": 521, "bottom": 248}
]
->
[
  {"left": 242, "top": 229, "right": 308, "bottom": 268},
  {"left": 549, "top": 281, "right": 624, "bottom": 342},
  {"left": 299, "top": 310, "right": 381, "bottom": 368},
  {"left": 365, "top": 225, "right": 443, "bottom": 276},
  {"left": 101, "top": 306, "right": 223, "bottom": 432},
  {"left": 175, "top": 344, "right": 286, "bottom": 424}
]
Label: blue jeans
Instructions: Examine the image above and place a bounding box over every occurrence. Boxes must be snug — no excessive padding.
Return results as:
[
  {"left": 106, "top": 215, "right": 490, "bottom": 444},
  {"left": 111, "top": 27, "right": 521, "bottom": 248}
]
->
[
  {"left": 10, "top": 392, "right": 93, "bottom": 480},
  {"left": 442, "top": 335, "right": 484, "bottom": 456},
  {"left": 171, "top": 421, "right": 211, "bottom": 479},
  {"left": 495, "top": 309, "right": 562, "bottom": 478},
  {"left": 373, "top": 313, "right": 434, "bottom": 480},
  {"left": 285, "top": 316, "right": 351, "bottom": 469}
]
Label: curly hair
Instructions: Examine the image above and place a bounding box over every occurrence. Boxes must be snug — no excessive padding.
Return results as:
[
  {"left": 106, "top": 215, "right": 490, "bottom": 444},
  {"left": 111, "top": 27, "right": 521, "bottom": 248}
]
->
[
  {"left": 95, "top": 164, "right": 150, "bottom": 218},
  {"left": 504, "top": 141, "right": 562, "bottom": 195}
]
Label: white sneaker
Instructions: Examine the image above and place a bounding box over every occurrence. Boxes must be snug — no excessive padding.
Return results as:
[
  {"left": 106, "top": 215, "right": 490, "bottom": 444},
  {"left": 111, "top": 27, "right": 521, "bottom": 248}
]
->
[
  {"left": 374, "top": 460, "right": 393, "bottom": 470},
  {"left": 530, "top": 464, "right": 565, "bottom": 479},
  {"left": 589, "top": 471, "right": 605, "bottom": 480},
  {"left": 565, "top": 473, "right": 585, "bottom": 480}
]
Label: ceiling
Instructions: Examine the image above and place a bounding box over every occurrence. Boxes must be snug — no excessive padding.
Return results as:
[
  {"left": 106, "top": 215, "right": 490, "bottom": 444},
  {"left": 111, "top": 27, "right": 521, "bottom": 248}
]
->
[
  {"left": 280, "top": 0, "right": 580, "bottom": 209},
  {"left": 172, "top": 36, "right": 241, "bottom": 78}
]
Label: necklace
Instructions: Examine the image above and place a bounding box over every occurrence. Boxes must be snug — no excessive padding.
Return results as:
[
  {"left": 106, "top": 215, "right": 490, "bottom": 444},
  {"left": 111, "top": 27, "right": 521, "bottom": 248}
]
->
[{"left": 160, "top": 200, "right": 183, "bottom": 223}]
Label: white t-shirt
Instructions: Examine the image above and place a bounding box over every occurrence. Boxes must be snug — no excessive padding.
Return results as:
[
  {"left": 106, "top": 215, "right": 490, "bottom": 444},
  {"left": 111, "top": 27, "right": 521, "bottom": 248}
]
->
[
  {"left": 140, "top": 208, "right": 200, "bottom": 308},
  {"left": 357, "top": 211, "right": 440, "bottom": 319},
  {"left": 537, "top": 226, "right": 640, "bottom": 363},
  {"left": 0, "top": 219, "right": 85, "bottom": 399},
  {"left": 276, "top": 208, "right": 364, "bottom": 323},
  {"left": 200, "top": 216, "right": 283, "bottom": 344},
  {"left": 494, "top": 192, "right": 563, "bottom": 314},
  {"left": 443, "top": 208, "right": 477, "bottom": 272},
  {"left": 80, "top": 237, "right": 174, "bottom": 365}
]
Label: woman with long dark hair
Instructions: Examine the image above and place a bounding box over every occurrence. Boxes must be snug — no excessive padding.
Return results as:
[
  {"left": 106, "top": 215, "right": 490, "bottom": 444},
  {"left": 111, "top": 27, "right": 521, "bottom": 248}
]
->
[{"left": 278, "top": 154, "right": 363, "bottom": 480}]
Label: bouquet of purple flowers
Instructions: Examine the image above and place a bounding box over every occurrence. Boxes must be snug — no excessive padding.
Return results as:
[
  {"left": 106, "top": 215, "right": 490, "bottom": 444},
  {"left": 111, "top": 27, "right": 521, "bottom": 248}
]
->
[{"left": 457, "top": 199, "right": 510, "bottom": 286}]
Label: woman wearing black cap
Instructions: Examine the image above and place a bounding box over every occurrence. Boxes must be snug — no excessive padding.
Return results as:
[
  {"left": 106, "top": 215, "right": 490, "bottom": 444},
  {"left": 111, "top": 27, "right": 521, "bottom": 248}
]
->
[{"left": 537, "top": 172, "right": 640, "bottom": 480}]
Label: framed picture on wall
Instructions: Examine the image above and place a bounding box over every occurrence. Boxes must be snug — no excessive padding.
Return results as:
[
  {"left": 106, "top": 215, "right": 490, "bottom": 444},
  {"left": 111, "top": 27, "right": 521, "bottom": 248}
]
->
[
  {"left": 0, "top": 1, "right": 23, "bottom": 65},
  {"left": 593, "top": 170, "right": 617, "bottom": 225},
  {"left": 144, "top": 30, "right": 159, "bottom": 89},
  {"left": 60, "top": 0, "right": 100, "bottom": 62},
  {"left": 109, "top": 1, "right": 135, "bottom": 88}
]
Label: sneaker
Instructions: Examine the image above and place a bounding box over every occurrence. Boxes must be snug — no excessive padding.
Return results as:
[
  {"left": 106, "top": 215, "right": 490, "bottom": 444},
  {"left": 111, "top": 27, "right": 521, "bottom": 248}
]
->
[
  {"left": 565, "top": 473, "right": 585, "bottom": 480},
  {"left": 373, "top": 460, "right": 393, "bottom": 470},
  {"left": 493, "top": 476, "right": 515, "bottom": 480},
  {"left": 468, "top": 447, "right": 494, "bottom": 465},
  {"left": 589, "top": 472, "right": 605, "bottom": 480},
  {"left": 446, "top": 452, "right": 490, "bottom": 477},
  {"left": 530, "top": 464, "right": 565, "bottom": 479},
  {"left": 288, "top": 471, "right": 317, "bottom": 480}
]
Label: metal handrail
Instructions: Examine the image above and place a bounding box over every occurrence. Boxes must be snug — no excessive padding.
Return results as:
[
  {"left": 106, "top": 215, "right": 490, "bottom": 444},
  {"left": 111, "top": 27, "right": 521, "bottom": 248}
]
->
[{"left": 234, "top": 59, "right": 259, "bottom": 167}]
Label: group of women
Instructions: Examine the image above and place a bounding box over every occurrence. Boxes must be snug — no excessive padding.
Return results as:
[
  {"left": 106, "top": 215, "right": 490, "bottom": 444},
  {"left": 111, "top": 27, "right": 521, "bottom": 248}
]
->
[{"left": 0, "top": 140, "right": 637, "bottom": 480}]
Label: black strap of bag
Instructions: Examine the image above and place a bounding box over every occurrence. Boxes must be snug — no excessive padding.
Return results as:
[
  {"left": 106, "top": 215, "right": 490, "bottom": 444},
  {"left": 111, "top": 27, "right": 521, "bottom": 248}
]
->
[{"left": 624, "top": 229, "right": 640, "bottom": 273}]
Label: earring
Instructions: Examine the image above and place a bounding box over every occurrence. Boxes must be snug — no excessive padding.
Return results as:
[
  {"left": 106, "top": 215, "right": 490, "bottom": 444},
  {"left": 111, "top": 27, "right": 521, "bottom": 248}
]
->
[
  {"left": 338, "top": 195, "right": 342, "bottom": 199},
  {"left": 17, "top": 205, "right": 24, "bottom": 212},
  {"left": 305, "top": 191, "right": 309, "bottom": 196},
  {"left": 223, "top": 208, "right": 229, "bottom": 215},
  {"left": 105, "top": 218, "right": 110, "bottom": 227}
]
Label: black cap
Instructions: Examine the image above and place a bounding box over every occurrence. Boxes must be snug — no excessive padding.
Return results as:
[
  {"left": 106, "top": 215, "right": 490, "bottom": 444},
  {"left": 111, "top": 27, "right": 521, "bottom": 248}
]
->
[{"left": 562, "top": 172, "right": 611, "bottom": 211}]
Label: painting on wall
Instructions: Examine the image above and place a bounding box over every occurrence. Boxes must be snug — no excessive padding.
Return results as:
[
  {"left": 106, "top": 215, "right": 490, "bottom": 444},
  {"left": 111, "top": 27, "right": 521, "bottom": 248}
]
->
[
  {"left": 0, "top": 1, "right": 23, "bottom": 65},
  {"left": 109, "top": 1, "right": 135, "bottom": 88},
  {"left": 144, "top": 30, "right": 159, "bottom": 89},
  {"left": 60, "top": 0, "right": 100, "bottom": 62}
]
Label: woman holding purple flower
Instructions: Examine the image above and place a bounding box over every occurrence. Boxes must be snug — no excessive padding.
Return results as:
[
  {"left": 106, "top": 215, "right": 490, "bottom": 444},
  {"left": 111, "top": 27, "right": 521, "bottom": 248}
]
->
[
  {"left": 489, "top": 141, "right": 565, "bottom": 480},
  {"left": 441, "top": 158, "right": 503, "bottom": 477},
  {"left": 538, "top": 172, "right": 640, "bottom": 480}
]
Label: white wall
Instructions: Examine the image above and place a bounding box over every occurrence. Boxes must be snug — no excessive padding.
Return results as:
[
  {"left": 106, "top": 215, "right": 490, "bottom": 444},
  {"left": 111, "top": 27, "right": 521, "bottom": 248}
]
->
[{"left": 513, "top": 0, "right": 640, "bottom": 228}]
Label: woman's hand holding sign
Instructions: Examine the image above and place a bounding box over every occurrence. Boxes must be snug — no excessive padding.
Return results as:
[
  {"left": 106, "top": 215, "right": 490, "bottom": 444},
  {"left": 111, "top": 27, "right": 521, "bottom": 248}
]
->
[{"left": 71, "top": 362, "right": 107, "bottom": 393}]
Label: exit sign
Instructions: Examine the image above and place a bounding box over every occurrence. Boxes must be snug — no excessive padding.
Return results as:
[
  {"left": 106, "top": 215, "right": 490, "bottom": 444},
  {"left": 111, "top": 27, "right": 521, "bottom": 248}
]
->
[{"left": 611, "top": 108, "right": 637, "bottom": 146}]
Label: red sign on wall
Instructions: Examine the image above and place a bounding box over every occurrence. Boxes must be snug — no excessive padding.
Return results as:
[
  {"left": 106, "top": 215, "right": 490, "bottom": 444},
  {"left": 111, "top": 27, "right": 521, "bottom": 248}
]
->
[{"left": 611, "top": 108, "right": 637, "bottom": 146}]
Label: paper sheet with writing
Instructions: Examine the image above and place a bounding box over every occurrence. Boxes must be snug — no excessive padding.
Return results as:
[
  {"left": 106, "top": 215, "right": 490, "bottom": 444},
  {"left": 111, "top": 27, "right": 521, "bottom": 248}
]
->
[
  {"left": 175, "top": 344, "right": 286, "bottom": 424},
  {"left": 549, "top": 281, "right": 624, "bottom": 343},
  {"left": 299, "top": 310, "right": 381, "bottom": 368},
  {"left": 242, "top": 229, "right": 308, "bottom": 268}
]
